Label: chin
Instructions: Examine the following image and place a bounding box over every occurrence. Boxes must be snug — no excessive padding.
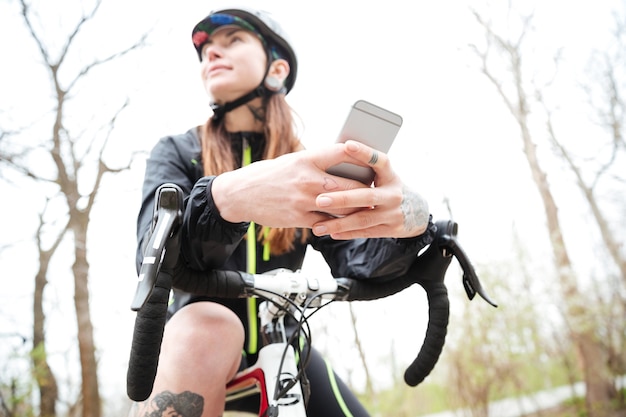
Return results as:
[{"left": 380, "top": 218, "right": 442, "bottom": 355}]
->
[
  {"left": 206, "top": 80, "right": 263, "bottom": 103},
  {"left": 207, "top": 88, "right": 238, "bottom": 104}
]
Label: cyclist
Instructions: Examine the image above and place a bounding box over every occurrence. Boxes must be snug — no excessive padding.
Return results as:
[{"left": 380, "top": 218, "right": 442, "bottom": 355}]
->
[{"left": 131, "top": 7, "right": 435, "bottom": 417}]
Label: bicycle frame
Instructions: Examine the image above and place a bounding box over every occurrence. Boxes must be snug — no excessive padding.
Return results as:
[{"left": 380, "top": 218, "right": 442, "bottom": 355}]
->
[{"left": 225, "top": 326, "right": 305, "bottom": 416}]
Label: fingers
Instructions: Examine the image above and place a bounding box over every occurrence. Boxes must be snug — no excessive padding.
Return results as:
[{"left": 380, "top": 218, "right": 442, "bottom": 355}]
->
[
  {"left": 311, "top": 143, "right": 368, "bottom": 172},
  {"left": 312, "top": 186, "right": 430, "bottom": 239},
  {"left": 316, "top": 187, "right": 387, "bottom": 210},
  {"left": 313, "top": 187, "right": 396, "bottom": 239},
  {"left": 312, "top": 141, "right": 398, "bottom": 238},
  {"left": 315, "top": 140, "right": 399, "bottom": 213},
  {"left": 312, "top": 141, "right": 388, "bottom": 177},
  {"left": 312, "top": 206, "right": 426, "bottom": 240},
  {"left": 343, "top": 140, "right": 394, "bottom": 184},
  {"left": 312, "top": 208, "right": 397, "bottom": 239},
  {"left": 309, "top": 142, "right": 429, "bottom": 239}
]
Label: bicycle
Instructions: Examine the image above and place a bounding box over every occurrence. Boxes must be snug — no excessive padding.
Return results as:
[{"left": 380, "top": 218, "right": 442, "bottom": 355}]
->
[{"left": 126, "top": 183, "right": 497, "bottom": 416}]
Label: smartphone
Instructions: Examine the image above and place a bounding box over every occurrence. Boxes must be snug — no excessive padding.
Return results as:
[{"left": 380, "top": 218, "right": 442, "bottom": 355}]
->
[{"left": 326, "top": 100, "right": 403, "bottom": 184}]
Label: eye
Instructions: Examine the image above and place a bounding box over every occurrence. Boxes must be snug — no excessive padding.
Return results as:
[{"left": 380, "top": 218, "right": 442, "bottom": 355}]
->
[{"left": 227, "top": 33, "right": 244, "bottom": 45}]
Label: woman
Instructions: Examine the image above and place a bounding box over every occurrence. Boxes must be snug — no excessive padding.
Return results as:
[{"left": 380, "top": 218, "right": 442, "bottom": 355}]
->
[{"left": 132, "top": 7, "right": 435, "bottom": 417}]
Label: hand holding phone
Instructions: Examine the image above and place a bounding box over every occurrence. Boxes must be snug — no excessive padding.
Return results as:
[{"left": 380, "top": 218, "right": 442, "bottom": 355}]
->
[{"left": 326, "top": 100, "right": 403, "bottom": 184}]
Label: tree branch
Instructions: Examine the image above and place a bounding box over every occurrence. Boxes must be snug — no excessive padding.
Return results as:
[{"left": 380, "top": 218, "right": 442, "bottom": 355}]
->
[
  {"left": 18, "top": 0, "right": 52, "bottom": 67},
  {"left": 65, "top": 32, "right": 149, "bottom": 93},
  {"left": 56, "top": 0, "right": 103, "bottom": 72},
  {"left": 83, "top": 98, "right": 131, "bottom": 213},
  {"left": 0, "top": 156, "right": 57, "bottom": 184},
  {"left": 36, "top": 197, "right": 71, "bottom": 256}
]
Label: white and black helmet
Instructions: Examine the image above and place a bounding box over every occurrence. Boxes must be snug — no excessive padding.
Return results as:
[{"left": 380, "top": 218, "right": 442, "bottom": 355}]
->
[{"left": 192, "top": 8, "right": 298, "bottom": 116}]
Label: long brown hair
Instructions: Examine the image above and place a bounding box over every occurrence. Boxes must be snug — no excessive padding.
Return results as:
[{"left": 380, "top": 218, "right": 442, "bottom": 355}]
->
[{"left": 200, "top": 94, "right": 308, "bottom": 255}]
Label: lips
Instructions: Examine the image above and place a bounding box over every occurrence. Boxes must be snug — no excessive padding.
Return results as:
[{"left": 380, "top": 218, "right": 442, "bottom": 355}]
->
[{"left": 207, "top": 63, "right": 231, "bottom": 77}]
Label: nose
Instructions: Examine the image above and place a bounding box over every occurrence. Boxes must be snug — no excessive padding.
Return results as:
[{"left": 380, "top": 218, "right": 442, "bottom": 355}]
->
[{"left": 202, "top": 43, "right": 222, "bottom": 62}]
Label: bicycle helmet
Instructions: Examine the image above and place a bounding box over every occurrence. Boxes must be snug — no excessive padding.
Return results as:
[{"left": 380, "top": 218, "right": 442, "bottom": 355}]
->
[{"left": 192, "top": 8, "right": 298, "bottom": 120}]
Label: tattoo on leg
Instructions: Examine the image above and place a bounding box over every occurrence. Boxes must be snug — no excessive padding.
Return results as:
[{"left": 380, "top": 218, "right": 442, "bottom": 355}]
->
[
  {"left": 131, "top": 391, "right": 205, "bottom": 417},
  {"left": 400, "top": 187, "right": 429, "bottom": 232}
]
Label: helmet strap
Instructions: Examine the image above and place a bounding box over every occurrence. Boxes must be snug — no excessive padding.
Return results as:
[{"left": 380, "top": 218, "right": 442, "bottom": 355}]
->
[{"left": 210, "top": 86, "right": 267, "bottom": 122}]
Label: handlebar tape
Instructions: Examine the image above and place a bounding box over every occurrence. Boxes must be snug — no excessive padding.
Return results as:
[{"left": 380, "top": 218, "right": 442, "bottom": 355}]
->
[
  {"left": 126, "top": 267, "right": 249, "bottom": 402},
  {"left": 338, "top": 275, "right": 450, "bottom": 387},
  {"left": 338, "top": 275, "right": 415, "bottom": 302},
  {"left": 172, "top": 265, "right": 250, "bottom": 298},
  {"left": 126, "top": 271, "right": 172, "bottom": 402},
  {"left": 338, "top": 229, "right": 453, "bottom": 387},
  {"left": 403, "top": 280, "right": 449, "bottom": 386}
]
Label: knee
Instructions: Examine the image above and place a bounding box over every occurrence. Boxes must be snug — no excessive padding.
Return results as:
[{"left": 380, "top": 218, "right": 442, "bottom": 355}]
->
[{"left": 162, "top": 302, "right": 245, "bottom": 358}]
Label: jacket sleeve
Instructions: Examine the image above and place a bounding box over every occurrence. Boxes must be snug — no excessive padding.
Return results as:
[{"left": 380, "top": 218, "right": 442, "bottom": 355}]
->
[
  {"left": 135, "top": 132, "right": 249, "bottom": 273},
  {"left": 310, "top": 216, "right": 436, "bottom": 281},
  {"left": 180, "top": 176, "right": 249, "bottom": 270}
]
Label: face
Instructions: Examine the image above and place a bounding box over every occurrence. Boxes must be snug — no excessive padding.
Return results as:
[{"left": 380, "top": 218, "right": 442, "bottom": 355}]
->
[{"left": 199, "top": 27, "right": 268, "bottom": 104}]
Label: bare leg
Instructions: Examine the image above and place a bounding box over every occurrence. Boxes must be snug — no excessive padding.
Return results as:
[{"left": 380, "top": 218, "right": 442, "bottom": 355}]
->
[{"left": 129, "top": 302, "right": 245, "bottom": 417}]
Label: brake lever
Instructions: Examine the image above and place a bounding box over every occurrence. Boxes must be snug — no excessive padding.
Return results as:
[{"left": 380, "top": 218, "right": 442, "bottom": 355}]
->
[
  {"left": 438, "top": 223, "right": 498, "bottom": 308},
  {"left": 130, "top": 184, "right": 184, "bottom": 311}
]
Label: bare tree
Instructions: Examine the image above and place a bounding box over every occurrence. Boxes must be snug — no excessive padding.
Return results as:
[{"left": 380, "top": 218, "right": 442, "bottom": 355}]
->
[
  {"left": 534, "top": 7, "right": 626, "bottom": 285},
  {"left": 0, "top": 1, "right": 147, "bottom": 416},
  {"left": 470, "top": 7, "right": 620, "bottom": 416},
  {"left": 31, "top": 202, "right": 68, "bottom": 417}
]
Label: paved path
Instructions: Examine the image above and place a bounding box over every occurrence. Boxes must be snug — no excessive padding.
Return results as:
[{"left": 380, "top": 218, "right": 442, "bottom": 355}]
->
[{"left": 422, "top": 376, "right": 625, "bottom": 417}]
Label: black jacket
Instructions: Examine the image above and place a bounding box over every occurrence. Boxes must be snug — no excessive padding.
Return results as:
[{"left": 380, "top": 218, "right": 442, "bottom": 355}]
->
[{"left": 136, "top": 127, "right": 435, "bottom": 327}]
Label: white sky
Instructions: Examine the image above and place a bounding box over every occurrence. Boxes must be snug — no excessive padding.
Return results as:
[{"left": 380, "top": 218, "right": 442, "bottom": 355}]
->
[{"left": 0, "top": 0, "right": 623, "bottom": 412}]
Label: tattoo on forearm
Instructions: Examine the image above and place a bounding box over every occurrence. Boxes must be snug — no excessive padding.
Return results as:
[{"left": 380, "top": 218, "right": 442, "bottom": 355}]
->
[
  {"left": 130, "top": 390, "right": 205, "bottom": 417},
  {"left": 401, "top": 187, "right": 429, "bottom": 232}
]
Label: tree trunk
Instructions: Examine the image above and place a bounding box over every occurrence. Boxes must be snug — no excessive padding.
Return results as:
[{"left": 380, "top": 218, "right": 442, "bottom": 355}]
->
[
  {"left": 515, "top": 89, "right": 617, "bottom": 417},
  {"left": 72, "top": 217, "right": 100, "bottom": 417},
  {"left": 576, "top": 335, "right": 619, "bottom": 415},
  {"left": 33, "top": 255, "right": 59, "bottom": 417}
]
